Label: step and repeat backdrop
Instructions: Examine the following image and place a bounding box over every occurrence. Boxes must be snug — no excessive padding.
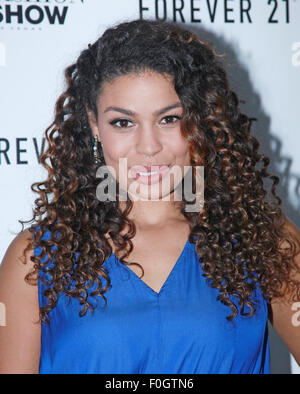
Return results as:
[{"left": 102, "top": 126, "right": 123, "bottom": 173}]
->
[{"left": 1, "top": 0, "right": 300, "bottom": 373}]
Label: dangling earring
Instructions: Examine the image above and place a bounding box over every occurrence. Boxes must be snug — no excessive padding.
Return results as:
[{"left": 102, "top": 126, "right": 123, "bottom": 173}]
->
[{"left": 93, "top": 135, "right": 102, "bottom": 164}]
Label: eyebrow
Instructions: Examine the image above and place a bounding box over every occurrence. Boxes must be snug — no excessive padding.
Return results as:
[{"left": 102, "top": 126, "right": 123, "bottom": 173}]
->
[{"left": 103, "top": 102, "right": 183, "bottom": 116}]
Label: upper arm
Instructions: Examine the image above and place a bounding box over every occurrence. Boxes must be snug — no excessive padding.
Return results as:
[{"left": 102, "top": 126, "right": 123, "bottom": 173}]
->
[
  {"left": 0, "top": 229, "right": 41, "bottom": 374},
  {"left": 269, "top": 216, "right": 300, "bottom": 366}
]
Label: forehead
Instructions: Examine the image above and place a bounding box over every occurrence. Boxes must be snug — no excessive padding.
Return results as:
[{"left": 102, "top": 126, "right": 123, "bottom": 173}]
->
[
  {"left": 103, "top": 70, "right": 174, "bottom": 88},
  {"left": 97, "top": 71, "right": 178, "bottom": 109}
]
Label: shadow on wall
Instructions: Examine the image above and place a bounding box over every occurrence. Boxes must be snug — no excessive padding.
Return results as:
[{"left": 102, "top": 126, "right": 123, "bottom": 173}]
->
[{"left": 183, "top": 23, "right": 300, "bottom": 374}]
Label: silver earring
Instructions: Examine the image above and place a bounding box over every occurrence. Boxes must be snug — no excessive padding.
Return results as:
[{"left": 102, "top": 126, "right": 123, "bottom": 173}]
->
[{"left": 93, "top": 135, "right": 102, "bottom": 164}]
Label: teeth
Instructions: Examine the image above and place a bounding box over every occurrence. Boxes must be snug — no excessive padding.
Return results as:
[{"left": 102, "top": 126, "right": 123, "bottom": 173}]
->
[{"left": 137, "top": 170, "right": 159, "bottom": 176}]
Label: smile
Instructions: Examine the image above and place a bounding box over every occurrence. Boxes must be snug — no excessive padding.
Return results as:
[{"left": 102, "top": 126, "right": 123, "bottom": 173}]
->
[
  {"left": 137, "top": 170, "right": 159, "bottom": 176},
  {"left": 132, "top": 165, "right": 171, "bottom": 185}
]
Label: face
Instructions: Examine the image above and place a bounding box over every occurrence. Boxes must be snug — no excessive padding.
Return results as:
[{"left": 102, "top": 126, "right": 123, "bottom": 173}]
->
[{"left": 87, "top": 70, "right": 191, "bottom": 202}]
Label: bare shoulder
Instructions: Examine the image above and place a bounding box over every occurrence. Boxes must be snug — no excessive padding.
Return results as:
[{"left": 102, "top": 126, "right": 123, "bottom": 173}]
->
[
  {"left": 0, "top": 228, "right": 41, "bottom": 373},
  {"left": 1, "top": 228, "right": 35, "bottom": 269},
  {"left": 0, "top": 228, "right": 37, "bottom": 291},
  {"left": 268, "top": 215, "right": 300, "bottom": 366},
  {"left": 280, "top": 216, "right": 300, "bottom": 247}
]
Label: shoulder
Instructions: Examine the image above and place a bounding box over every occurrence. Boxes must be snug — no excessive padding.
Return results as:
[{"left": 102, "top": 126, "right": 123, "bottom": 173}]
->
[
  {"left": 1, "top": 228, "right": 36, "bottom": 275},
  {"left": 279, "top": 216, "right": 300, "bottom": 249},
  {"left": 269, "top": 215, "right": 300, "bottom": 302},
  {"left": 0, "top": 228, "right": 41, "bottom": 373},
  {"left": 268, "top": 215, "right": 300, "bottom": 366},
  {"left": 277, "top": 216, "right": 300, "bottom": 293}
]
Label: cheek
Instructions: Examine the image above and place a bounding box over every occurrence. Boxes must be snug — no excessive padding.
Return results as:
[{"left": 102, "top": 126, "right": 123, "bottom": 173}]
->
[
  {"left": 101, "top": 135, "right": 129, "bottom": 166},
  {"left": 171, "top": 137, "right": 190, "bottom": 163}
]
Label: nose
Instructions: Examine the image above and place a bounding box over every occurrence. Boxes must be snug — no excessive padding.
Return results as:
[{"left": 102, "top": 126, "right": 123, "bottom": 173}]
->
[{"left": 135, "top": 124, "right": 163, "bottom": 159}]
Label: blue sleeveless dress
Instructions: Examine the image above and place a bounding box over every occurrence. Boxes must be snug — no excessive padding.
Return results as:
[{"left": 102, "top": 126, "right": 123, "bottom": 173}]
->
[{"left": 33, "top": 225, "right": 270, "bottom": 374}]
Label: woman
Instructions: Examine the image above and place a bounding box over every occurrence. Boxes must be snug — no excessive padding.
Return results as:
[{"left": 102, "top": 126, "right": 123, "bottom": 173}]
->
[{"left": 1, "top": 18, "right": 300, "bottom": 374}]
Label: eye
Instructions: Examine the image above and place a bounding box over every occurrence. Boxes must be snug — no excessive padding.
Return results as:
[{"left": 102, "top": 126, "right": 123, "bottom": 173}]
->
[
  {"left": 109, "top": 118, "right": 133, "bottom": 129},
  {"left": 161, "top": 115, "right": 183, "bottom": 125}
]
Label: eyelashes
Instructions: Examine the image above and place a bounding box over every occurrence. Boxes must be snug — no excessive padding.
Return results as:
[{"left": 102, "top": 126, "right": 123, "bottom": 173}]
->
[{"left": 109, "top": 115, "right": 183, "bottom": 130}]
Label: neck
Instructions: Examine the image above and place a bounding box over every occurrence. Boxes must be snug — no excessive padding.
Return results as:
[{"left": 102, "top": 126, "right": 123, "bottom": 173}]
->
[{"left": 118, "top": 199, "right": 186, "bottom": 229}]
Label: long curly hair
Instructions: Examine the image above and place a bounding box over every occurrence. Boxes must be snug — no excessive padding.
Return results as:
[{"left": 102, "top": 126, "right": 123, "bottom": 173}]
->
[{"left": 20, "top": 18, "right": 300, "bottom": 325}]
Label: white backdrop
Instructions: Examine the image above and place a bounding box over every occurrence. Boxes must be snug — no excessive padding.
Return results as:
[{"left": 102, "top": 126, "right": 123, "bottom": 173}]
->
[{"left": 1, "top": 0, "right": 299, "bottom": 374}]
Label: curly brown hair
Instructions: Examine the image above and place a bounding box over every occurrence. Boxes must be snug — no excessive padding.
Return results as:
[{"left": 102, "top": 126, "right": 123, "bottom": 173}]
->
[{"left": 20, "top": 18, "right": 300, "bottom": 325}]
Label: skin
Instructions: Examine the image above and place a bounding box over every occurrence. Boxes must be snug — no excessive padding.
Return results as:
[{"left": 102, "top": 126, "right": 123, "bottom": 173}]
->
[
  {"left": 88, "top": 70, "right": 192, "bottom": 292},
  {"left": 0, "top": 70, "right": 300, "bottom": 373},
  {"left": 268, "top": 217, "right": 300, "bottom": 365},
  {"left": 88, "top": 70, "right": 192, "bottom": 219}
]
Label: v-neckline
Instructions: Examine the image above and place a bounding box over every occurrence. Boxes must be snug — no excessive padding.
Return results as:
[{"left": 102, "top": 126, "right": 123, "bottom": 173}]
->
[{"left": 112, "top": 237, "right": 190, "bottom": 297}]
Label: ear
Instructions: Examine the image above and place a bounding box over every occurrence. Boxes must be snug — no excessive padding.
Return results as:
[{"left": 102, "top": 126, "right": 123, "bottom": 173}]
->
[{"left": 86, "top": 106, "right": 99, "bottom": 137}]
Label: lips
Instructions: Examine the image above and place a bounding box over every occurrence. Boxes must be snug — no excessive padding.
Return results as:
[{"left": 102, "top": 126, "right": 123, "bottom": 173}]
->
[
  {"left": 131, "top": 164, "right": 170, "bottom": 177},
  {"left": 131, "top": 164, "right": 171, "bottom": 185}
]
